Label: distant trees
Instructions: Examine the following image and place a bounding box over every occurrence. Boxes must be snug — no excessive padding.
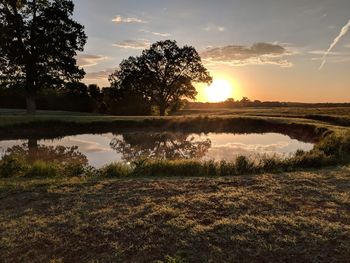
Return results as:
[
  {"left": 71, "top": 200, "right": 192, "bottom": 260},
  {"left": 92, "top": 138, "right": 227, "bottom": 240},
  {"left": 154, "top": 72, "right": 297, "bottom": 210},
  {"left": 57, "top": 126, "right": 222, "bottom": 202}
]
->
[
  {"left": 0, "top": 0, "right": 87, "bottom": 114},
  {"left": 109, "top": 40, "right": 212, "bottom": 116}
]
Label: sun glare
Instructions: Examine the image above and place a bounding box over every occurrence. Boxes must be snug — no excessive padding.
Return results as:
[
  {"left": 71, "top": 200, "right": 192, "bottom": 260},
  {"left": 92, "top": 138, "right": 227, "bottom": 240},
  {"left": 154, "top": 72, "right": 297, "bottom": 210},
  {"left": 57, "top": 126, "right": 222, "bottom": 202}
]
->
[{"left": 205, "top": 79, "right": 233, "bottom": 102}]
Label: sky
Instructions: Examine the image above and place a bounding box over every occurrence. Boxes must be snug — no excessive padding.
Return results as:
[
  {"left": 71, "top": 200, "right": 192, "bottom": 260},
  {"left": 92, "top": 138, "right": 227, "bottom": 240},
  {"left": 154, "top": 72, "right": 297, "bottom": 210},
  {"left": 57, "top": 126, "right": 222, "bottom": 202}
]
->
[{"left": 73, "top": 0, "right": 350, "bottom": 103}]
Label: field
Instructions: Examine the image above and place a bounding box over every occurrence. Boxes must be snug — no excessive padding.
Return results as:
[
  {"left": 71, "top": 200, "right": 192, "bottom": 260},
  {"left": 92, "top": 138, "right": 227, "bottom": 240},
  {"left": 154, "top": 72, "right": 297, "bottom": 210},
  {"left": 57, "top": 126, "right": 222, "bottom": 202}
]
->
[
  {"left": 1, "top": 106, "right": 350, "bottom": 262},
  {"left": 1, "top": 166, "right": 350, "bottom": 262}
]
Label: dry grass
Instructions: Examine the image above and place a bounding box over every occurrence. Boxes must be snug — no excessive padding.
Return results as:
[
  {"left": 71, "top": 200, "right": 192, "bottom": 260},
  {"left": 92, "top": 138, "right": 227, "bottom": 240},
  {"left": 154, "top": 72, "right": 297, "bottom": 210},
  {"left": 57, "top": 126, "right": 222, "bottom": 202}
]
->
[{"left": 1, "top": 166, "right": 350, "bottom": 262}]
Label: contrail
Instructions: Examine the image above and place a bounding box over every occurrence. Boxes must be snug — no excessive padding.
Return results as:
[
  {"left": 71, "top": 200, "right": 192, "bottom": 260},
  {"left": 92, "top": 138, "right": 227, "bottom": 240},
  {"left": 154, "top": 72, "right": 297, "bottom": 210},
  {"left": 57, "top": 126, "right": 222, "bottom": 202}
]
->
[{"left": 319, "top": 19, "right": 350, "bottom": 70}]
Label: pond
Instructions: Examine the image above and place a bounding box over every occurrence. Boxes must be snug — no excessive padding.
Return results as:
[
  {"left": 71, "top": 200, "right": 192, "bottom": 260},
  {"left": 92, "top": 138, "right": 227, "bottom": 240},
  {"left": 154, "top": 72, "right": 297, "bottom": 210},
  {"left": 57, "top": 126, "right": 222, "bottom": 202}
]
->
[{"left": 0, "top": 132, "right": 314, "bottom": 168}]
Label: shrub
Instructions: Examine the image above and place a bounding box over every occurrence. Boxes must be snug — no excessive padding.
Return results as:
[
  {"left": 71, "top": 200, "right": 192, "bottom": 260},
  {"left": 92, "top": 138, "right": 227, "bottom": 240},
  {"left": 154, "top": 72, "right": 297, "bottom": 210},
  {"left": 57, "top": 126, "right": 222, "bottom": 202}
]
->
[
  {"left": 235, "top": 156, "right": 255, "bottom": 174},
  {"left": 25, "top": 161, "right": 59, "bottom": 178},
  {"left": 204, "top": 160, "right": 218, "bottom": 176},
  {"left": 219, "top": 160, "right": 235, "bottom": 176},
  {"left": 0, "top": 156, "right": 27, "bottom": 178},
  {"left": 100, "top": 162, "right": 132, "bottom": 177},
  {"left": 259, "top": 156, "right": 283, "bottom": 173},
  {"left": 63, "top": 163, "right": 87, "bottom": 177}
]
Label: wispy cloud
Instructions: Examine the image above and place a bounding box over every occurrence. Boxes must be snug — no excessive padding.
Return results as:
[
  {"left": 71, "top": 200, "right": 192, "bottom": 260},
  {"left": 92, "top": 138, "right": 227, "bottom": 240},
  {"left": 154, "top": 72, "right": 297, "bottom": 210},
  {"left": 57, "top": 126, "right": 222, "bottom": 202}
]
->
[
  {"left": 113, "top": 39, "right": 150, "bottom": 49},
  {"left": 151, "top": 32, "right": 171, "bottom": 37},
  {"left": 77, "top": 54, "right": 109, "bottom": 68},
  {"left": 319, "top": 19, "right": 350, "bottom": 70},
  {"left": 201, "top": 42, "right": 293, "bottom": 68},
  {"left": 84, "top": 68, "right": 116, "bottom": 80},
  {"left": 204, "top": 25, "right": 226, "bottom": 32},
  {"left": 140, "top": 29, "right": 171, "bottom": 37},
  {"left": 112, "top": 15, "right": 146, "bottom": 24}
]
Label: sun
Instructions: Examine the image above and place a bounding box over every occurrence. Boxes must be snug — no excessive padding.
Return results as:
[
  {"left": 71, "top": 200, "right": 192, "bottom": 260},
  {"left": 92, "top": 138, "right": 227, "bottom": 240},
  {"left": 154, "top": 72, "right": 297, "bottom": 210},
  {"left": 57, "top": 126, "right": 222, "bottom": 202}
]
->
[{"left": 205, "top": 79, "right": 233, "bottom": 102}]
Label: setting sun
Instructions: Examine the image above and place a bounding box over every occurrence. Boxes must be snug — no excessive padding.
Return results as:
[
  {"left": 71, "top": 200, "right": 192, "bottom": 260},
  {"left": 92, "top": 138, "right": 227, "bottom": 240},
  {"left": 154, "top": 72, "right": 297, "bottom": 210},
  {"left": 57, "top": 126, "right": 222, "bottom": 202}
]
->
[{"left": 205, "top": 79, "right": 233, "bottom": 102}]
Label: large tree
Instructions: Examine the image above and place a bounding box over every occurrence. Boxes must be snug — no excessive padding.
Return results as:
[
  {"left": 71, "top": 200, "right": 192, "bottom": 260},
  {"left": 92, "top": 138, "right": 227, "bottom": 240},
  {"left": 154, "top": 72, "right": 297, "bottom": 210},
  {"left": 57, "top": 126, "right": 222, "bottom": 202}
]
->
[
  {"left": 0, "top": 0, "right": 87, "bottom": 113},
  {"left": 109, "top": 40, "right": 212, "bottom": 116}
]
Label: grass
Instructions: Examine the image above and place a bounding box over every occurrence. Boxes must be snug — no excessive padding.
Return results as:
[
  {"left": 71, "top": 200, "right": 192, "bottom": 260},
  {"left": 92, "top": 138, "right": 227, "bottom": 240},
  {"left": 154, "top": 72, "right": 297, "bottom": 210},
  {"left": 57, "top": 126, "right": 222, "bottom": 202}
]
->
[
  {"left": 1, "top": 107, "right": 350, "bottom": 262},
  {"left": 0, "top": 166, "right": 350, "bottom": 262}
]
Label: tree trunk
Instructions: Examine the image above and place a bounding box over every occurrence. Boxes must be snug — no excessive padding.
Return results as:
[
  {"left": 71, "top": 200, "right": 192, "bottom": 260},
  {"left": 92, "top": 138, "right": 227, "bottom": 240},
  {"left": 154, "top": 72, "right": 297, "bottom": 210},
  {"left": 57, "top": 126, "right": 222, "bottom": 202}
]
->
[
  {"left": 28, "top": 138, "right": 39, "bottom": 163},
  {"left": 26, "top": 93, "right": 36, "bottom": 114},
  {"left": 25, "top": 64, "right": 37, "bottom": 114},
  {"left": 159, "top": 105, "right": 166, "bottom": 116}
]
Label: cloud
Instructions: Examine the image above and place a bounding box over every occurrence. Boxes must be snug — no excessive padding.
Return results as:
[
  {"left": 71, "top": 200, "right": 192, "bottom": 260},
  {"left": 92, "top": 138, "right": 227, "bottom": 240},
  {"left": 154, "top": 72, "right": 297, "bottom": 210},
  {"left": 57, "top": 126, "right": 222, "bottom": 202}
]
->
[
  {"left": 319, "top": 19, "right": 350, "bottom": 70},
  {"left": 113, "top": 39, "right": 150, "bottom": 49},
  {"left": 204, "top": 25, "right": 226, "bottom": 32},
  {"left": 77, "top": 54, "right": 109, "bottom": 68},
  {"left": 151, "top": 32, "right": 171, "bottom": 37},
  {"left": 140, "top": 29, "right": 171, "bottom": 37},
  {"left": 309, "top": 50, "right": 341, "bottom": 56},
  {"left": 112, "top": 15, "right": 146, "bottom": 24},
  {"left": 85, "top": 68, "right": 116, "bottom": 81},
  {"left": 201, "top": 42, "right": 293, "bottom": 67}
]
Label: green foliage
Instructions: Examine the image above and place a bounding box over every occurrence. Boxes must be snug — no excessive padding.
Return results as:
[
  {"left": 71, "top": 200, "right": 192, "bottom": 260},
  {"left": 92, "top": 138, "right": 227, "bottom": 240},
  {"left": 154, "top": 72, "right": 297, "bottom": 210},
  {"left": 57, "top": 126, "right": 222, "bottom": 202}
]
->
[
  {"left": 99, "top": 163, "right": 132, "bottom": 178},
  {"left": 62, "top": 163, "right": 87, "bottom": 177},
  {"left": 0, "top": 155, "right": 27, "bottom": 178},
  {"left": 25, "top": 161, "right": 59, "bottom": 178}
]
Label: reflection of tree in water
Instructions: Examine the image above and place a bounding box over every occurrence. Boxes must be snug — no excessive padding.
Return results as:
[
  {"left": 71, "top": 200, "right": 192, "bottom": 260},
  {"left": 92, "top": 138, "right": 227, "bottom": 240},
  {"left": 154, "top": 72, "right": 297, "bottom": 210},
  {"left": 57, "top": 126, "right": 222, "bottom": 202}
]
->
[
  {"left": 110, "top": 132, "right": 212, "bottom": 162},
  {"left": 4, "top": 139, "right": 88, "bottom": 166}
]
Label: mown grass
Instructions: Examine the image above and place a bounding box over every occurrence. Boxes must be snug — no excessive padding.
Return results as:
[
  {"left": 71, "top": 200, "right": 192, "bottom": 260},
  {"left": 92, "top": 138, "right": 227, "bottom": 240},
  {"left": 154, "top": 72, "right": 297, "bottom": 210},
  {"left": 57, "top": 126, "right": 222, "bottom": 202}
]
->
[
  {"left": 1, "top": 107, "right": 350, "bottom": 128},
  {"left": 0, "top": 166, "right": 350, "bottom": 262},
  {"left": 1, "top": 107, "right": 350, "bottom": 262}
]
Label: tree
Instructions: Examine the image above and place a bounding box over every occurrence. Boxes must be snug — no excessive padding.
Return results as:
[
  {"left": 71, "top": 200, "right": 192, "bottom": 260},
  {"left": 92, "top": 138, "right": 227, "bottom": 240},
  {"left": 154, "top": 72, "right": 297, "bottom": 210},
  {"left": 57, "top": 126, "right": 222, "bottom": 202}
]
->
[
  {"left": 0, "top": 0, "right": 87, "bottom": 113},
  {"left": 109, "top": 40, "right": 212, "bottom": 116}
]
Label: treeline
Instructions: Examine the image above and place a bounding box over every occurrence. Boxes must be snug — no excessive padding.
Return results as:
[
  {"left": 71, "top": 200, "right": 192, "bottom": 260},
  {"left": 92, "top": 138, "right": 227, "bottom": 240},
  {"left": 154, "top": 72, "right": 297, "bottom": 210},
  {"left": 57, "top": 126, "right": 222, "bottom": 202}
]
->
[
  {"left": 0, "top": 83, "right": 151, "bottom": 115},
  {"left": 185, "top": 97, "right": 350, "bottom": 109}
]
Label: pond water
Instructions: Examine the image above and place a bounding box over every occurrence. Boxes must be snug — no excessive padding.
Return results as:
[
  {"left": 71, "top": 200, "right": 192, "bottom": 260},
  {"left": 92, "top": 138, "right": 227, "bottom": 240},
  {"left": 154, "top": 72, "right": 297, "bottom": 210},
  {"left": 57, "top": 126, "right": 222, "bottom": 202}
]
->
[{"left": 0, "top": 132, "right": 314, "bottom": 168}]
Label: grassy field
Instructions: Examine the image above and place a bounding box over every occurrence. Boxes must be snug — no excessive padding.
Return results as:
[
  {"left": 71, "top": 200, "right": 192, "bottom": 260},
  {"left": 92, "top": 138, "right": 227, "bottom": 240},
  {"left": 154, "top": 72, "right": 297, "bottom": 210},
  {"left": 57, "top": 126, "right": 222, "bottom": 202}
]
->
[
  {"left": 1, "top": 166, "right": 350, "bottom": 262},
  {"left": 1, "top": 107, "right": 350, "bottom": 128},
  {"left": 1, "top": 107, "right": 350, "bottom": 262}
]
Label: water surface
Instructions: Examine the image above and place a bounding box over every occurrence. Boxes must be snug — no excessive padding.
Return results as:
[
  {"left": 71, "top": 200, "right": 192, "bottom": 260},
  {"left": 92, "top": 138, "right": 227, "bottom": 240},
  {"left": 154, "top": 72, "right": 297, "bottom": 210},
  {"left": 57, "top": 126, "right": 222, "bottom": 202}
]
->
[{"left": 0, "top": 132, "right": 314, "bottom": 167}]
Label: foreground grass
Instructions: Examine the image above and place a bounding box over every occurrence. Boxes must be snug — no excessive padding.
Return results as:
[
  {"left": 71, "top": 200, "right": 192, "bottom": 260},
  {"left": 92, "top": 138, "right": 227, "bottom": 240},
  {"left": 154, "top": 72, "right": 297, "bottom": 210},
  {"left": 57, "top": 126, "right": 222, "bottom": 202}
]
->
[{"left": 1, "top": 166, "right": 350, "bottom": 262}]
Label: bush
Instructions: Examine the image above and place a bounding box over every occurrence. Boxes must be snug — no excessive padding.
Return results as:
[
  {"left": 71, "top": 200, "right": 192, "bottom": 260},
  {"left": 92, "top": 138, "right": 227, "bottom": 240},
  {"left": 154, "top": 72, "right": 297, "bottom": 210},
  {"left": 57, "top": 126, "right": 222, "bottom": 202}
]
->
[
  {"left": 0, "top": 156, "right": 27, "bottom": 178},
  {"left": 63, "top": 163, "right": 88, "bottom": 177},
  {"left": 25, "top": 161, "right": 59, "bottom": 178},
  {"left": 235, "top": 156, "right": 255, "bottom": 174},
  {"left": 100, "top": 163, "right": 132, "bottom": 177},
  {"left": 259, "top": 156, "right": 283, "bottom": 173}
]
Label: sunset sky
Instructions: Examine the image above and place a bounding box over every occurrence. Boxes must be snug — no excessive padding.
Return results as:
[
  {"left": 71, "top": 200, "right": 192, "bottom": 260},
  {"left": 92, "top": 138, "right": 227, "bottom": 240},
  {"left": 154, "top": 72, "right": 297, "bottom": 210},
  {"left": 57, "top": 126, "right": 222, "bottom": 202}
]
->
[{"left": 73, "top": 0, "right": 350, "bottom": 103}]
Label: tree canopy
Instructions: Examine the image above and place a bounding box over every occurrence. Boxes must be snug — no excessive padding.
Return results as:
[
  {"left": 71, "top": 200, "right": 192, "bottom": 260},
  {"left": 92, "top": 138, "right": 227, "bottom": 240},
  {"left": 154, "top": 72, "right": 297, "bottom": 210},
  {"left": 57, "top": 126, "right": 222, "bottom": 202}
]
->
[
  {"left": 0, "top": 0, "right": 87, "bottom": 113},
  {"left": 109, "top": 40, "right": 212, "bottom": 116}
]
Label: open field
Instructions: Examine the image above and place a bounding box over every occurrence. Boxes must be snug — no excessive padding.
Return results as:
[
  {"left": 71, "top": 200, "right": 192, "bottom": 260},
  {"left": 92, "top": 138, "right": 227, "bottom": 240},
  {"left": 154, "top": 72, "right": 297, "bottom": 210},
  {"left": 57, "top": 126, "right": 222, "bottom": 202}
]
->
[
  {"left": 1, "top": 107, "right": 350, "bottom": 128},
  {"left": 1, "top": 166, "right": 350, "bottom": 262}
]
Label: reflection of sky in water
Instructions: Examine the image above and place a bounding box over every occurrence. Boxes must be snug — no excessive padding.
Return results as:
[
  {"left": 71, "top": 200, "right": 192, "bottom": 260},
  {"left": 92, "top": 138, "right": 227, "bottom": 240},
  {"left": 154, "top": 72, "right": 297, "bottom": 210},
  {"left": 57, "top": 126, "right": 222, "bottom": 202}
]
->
[
  {"left": 194, "top": 133, "right": 314, "bottom": 161},
  {"left": 0, "top": 133, "right": 314, "bottom": 168}
]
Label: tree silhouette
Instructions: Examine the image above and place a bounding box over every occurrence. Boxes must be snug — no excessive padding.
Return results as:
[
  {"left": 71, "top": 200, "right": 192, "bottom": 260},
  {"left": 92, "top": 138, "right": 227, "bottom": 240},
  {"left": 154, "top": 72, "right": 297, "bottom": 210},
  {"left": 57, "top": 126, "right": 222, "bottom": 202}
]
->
[
  {"left": 110, "top": 132, "right": 212, "bottom": 162},
  {"left": 0, "top": 0, "right": 87, "bottom": 113},
  {"left": 109, "top": 40, "right": 212, "bottom": 116}
]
